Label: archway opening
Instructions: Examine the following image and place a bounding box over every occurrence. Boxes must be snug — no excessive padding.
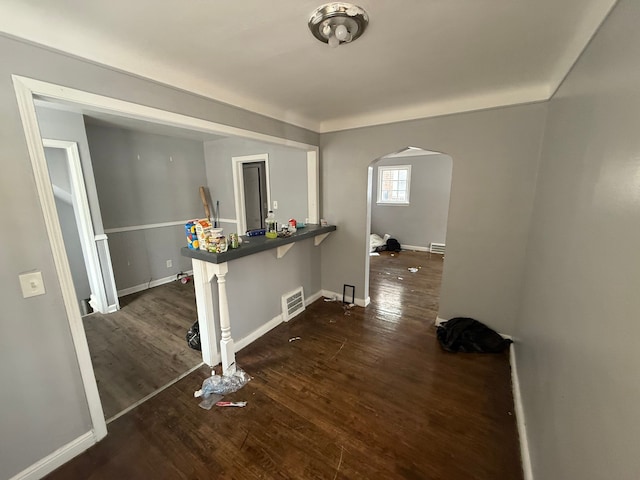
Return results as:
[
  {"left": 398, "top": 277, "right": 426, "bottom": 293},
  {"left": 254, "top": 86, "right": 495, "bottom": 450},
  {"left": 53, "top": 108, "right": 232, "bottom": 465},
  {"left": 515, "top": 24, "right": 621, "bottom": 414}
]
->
[{"left": 365, "top": 146, "right": 453, "bottom": 324}]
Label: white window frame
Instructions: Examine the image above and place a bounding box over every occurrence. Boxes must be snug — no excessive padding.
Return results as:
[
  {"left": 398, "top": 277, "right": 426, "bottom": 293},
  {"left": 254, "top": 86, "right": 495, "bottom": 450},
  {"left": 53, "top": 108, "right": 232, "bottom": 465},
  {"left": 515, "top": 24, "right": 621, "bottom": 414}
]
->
[{"left": 377, "top": 165, "right": 411, "bottom": 205}]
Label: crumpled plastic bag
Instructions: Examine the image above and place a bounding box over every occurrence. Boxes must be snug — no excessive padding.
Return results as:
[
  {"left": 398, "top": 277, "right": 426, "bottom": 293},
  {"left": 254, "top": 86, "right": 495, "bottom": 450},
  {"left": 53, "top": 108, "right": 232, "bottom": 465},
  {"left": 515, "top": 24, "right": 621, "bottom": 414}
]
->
[{"left": 194, "top": 368, "right": 250, "bottom": 398}]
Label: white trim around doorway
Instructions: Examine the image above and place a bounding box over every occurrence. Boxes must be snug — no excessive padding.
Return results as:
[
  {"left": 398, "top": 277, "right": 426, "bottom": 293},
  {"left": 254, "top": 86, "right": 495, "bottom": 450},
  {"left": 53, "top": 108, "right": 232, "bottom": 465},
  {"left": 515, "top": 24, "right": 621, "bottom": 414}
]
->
[
  {"left": 232, "top": 153, "right": 271, "bottom": 235},
  {"left": 11, "top": 74, "right": 320, "bottom": 464}
]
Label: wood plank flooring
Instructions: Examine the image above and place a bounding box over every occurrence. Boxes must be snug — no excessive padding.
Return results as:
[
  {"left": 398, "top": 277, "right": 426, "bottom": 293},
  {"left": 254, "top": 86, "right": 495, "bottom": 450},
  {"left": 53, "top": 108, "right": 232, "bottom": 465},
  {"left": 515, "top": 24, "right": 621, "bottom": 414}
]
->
[
  {"left": 48, "top": 250, "right": 522, "bottom": 479},
  {"left": 83, "top": 280, "right": 202, "bottom": 419}
]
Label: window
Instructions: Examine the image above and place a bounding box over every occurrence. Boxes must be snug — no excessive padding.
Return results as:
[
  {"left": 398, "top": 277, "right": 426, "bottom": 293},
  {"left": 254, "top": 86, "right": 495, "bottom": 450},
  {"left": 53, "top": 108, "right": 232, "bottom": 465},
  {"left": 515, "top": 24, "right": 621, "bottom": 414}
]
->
[{"left": 377, "top": 165, "right": 411, "bottom": 205}]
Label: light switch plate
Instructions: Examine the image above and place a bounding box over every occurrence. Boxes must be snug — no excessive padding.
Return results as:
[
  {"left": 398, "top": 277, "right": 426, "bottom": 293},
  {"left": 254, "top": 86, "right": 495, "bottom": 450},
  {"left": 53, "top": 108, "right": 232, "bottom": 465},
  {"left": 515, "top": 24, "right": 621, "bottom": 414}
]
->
[{"left": 19, "top": 271, "right": 46, "bottom": 298}]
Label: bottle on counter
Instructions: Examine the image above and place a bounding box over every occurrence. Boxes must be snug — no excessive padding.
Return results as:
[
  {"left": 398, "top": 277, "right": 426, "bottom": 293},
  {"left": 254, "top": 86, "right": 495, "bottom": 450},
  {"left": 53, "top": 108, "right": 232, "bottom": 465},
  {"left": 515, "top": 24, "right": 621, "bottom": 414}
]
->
[{"left": 265, "top": 210, "right": 277, "bottom": 239}]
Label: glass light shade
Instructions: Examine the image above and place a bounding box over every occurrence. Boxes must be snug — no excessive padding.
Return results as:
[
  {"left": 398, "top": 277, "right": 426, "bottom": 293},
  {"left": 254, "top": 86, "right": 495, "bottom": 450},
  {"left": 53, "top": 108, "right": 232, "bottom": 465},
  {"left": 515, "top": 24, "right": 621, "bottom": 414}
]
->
[{"left": 335, "top": 24, "right": 349, "bottom": 41}]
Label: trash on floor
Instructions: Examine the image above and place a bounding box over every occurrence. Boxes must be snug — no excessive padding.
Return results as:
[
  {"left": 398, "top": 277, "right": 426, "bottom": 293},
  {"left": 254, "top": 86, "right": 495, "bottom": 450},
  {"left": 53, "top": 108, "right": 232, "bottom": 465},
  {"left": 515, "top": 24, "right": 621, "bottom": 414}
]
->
[
  {"left": 186, "top": 320, "right": 201, "bottom": 351},
  {"left": 198, "top": 393, "right": 223, "bottom": 410},
  {"left": 216, "top": 401, "right": 247, "bottom": 408},
  {"left": 289, "top": 336, "right": 302, "bottom": 342},
  {"left": 194, "top": 368, "right": 251, "bottom": 398},
  {"left": 408, "top": 267, "right": 419, "bottom": 273},
  {"left": 436, "top": 317, "right": 512, "bottom": 353},
  {"left": 398, "top": 276, "right": 403, "bottom": 280}
]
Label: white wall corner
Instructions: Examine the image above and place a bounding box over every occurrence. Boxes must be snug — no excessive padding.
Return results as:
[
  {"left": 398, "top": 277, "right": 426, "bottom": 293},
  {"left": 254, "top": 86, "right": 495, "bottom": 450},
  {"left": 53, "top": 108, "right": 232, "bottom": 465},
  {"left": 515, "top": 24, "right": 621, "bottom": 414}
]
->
[
  {"left": 435, "top": 316, "right": 447, "bottom": 326},
  {"left": 9, "top": 431, "right": 96, "bottom": 480},
  {"left": 321, "top": 289, "right": 368, "bottom": 307},
  {"left": 510, "top": 342, "right": 534, "bottom": 480},
  {"left": 306, "top": 290, "right": 324, "bottom": 305}
]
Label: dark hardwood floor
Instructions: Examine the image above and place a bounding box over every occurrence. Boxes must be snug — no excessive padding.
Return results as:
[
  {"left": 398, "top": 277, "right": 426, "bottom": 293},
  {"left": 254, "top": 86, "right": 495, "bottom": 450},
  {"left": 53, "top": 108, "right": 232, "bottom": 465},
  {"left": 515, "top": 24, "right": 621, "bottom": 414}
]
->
[
  {"left": 83, "top": 280, "right": 202, "bottom": 419},
  {"left": 48, "top": 250, "right": 522, "bottom": 479}
]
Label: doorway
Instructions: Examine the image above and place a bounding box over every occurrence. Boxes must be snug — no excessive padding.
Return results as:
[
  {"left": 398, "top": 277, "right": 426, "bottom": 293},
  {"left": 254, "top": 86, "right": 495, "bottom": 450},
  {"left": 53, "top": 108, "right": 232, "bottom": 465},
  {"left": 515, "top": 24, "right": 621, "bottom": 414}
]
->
[
  {"left": 42, "top": 139, "right": 118, "bottom": 315},
  {"left": 13, "top": 74, "right": 320, "bottom": 446},
  {"left": 365, "top": 147, "right": 453, "bottom": 315},
  {"left": 232, "top": 153, "right": 271, "bottom": 234},
  {"left": 242, "top": 161, "right": 269, "bottom": 230}
]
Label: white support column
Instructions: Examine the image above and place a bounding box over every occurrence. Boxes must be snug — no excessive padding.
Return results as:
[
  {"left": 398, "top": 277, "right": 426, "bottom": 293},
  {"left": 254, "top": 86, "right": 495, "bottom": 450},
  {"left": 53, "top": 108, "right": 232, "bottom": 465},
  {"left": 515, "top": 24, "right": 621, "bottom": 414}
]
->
[
  {"left": 212, "top": 262, "right": 236, "bottom": 374},
  {"left": 192, "top": 258, "right": 218, "bottom": 366}
]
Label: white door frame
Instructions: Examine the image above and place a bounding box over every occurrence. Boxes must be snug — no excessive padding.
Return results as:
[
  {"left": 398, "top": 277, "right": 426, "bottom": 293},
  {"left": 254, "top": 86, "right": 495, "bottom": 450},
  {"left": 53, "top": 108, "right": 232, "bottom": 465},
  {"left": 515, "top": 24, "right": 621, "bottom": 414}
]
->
[
  {"left": 232, "top": 153, "right": 271, "bottom": 234},
  {"left": 43, "top": 139, "right": 118, "bottom": 314},
  {"left": 12, "top": 74, "right": 320, "bottom": 448}
]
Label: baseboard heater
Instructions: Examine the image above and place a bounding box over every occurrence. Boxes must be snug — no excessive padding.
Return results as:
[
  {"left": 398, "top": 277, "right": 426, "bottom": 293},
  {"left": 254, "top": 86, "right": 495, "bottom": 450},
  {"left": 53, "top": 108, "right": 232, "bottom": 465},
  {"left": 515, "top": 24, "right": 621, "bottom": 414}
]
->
[
  {"left": 430, "top": 242, "right": 446, "bottom": 255},
  {"left": 282, "top": 286, "right": 305, "bottom": 321}
]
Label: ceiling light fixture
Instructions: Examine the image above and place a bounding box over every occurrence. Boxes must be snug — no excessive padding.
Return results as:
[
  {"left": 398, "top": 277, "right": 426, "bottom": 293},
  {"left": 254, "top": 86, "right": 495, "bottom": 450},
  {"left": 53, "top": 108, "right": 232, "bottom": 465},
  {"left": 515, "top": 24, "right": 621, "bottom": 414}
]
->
[{"left": 308, "top": 2, "right": 369, "bottom": 48}]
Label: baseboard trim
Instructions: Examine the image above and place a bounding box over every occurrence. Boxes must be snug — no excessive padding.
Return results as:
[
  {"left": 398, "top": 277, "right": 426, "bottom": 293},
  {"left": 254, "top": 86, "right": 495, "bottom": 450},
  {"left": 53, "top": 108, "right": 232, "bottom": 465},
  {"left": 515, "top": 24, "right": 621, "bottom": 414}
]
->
[
  {"left": 321, "top": 289, "right": 368, "bottom": 307},
  {"left": 401, "top": 244, "right": 430, "bottom": 252},
  {"left": 218, "top": 290, "right": 325, "bottom": 361},
  {"left": 510, "top": 343, "right": 533, "bottom": 480},
  {"left": 9, "top": 431, "right": 96, "bottom": 480},
  {"left": 305, "top": 289, "right": 324, "bottom": 305},
  {"left": 117, "top": 270, "right": 194, "bottom": 298},
  {"left": 235, "top": 314, "right": 284, "bottom": 352},
  {"left": 434, "top": 318, "right": 530, "bottom": 478},
  {"left": 106, "top": 362, "right": 205, "bottom": 424}
]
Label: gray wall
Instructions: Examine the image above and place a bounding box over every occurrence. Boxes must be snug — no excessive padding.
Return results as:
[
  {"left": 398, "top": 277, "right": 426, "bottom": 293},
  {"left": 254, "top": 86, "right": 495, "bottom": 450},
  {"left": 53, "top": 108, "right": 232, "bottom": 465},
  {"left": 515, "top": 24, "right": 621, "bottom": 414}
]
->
[
  {"left": 222, "top": 239, "right": 321, "bottom": 343},
  {"left": 204, "top": 137, "right": 309, "bottom": 233},
  {"left": 85, "top": 123, "right": 206, "bottom": 290},
  {"left": 35, "top": 107, "right": 105, "bottom": 233},
  {"left": 35, "top": 106, "right": 119, "bottom": 306},
  {"left": 371, "top": 154, "right": 452, "bottom": 248},
  {"left": 45, "top": 146, "right": 92, "bottom": 306},
  {"left": 0, "top": 34, "right": 317, "bottom": 480},
  {"left": 515, "top": 1, "right": 640, "bottom": 478},
  {"left": 320, "top": 103, "right": 546, "bottom": 330}
]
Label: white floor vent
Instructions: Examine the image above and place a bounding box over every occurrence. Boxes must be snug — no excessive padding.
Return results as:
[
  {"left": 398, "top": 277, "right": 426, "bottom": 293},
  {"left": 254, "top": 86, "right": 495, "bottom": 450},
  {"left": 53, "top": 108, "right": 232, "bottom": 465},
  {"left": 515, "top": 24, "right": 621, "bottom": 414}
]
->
[
  {"left": 430, "top": 242, "right": 446, "bottom": 255},
  {"left": 282, "top": 287, "right": 305, "bottom": 322}
]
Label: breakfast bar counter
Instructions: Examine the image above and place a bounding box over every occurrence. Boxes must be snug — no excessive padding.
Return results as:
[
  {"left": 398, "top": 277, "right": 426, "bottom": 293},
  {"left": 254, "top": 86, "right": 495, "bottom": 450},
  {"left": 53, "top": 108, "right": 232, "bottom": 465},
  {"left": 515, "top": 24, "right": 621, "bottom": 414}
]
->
[{"left": 180, "top": 224, "right": 336, "bottom": 373}]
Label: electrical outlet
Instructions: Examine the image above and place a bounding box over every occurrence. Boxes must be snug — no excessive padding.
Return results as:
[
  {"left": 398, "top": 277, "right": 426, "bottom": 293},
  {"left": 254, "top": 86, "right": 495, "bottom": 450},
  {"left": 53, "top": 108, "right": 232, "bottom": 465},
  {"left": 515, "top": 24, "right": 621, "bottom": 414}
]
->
[
  {"left": 166, "top": 260, "right": 172, "bottom": 268},
  {"left": 273, "top": 200, "right": 278, "bottom": 210}
]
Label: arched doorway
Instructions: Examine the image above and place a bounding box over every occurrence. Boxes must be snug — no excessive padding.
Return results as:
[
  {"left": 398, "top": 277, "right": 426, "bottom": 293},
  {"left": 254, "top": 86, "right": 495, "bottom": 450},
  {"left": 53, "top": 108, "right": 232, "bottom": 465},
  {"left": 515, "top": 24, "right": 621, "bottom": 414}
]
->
[{"left": 365, "top": 147, "right": 453, "bottom": 322}]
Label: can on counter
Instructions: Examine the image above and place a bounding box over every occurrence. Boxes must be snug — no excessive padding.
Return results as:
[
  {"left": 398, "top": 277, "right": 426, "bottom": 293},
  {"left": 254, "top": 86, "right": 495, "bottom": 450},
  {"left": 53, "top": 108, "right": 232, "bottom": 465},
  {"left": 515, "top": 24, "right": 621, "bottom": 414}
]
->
[{"left": 229, "top": 233, "right": 239, "bottom": 249}]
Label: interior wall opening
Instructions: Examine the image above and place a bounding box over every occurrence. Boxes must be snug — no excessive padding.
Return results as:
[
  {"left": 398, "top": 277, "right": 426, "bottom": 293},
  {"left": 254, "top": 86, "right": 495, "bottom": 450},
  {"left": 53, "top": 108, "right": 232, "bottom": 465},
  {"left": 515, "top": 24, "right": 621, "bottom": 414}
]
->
[
  {"left": 15, "top": 75, "right": 320, "bottom": 440},
  {"left": 365, "top": 146, "right": 453, "bottom": 321}
]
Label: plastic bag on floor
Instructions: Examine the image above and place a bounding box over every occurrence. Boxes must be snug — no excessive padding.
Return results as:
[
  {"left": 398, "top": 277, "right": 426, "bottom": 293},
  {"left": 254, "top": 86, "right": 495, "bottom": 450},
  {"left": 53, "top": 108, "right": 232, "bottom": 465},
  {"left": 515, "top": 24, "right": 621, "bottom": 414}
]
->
[
  {"left": 186, "top": 320, "right": 201, "bottom": 351},
  {"left": 194, "top": 368, "right": 250, "bottom": 398}
]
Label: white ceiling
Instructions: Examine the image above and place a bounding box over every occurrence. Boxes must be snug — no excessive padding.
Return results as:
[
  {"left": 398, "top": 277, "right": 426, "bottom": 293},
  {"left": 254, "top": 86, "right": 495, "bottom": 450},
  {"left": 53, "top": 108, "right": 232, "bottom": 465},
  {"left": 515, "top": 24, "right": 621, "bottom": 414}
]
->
[{"left": 0, "top": 0, "right": 617, "bottom": 133}]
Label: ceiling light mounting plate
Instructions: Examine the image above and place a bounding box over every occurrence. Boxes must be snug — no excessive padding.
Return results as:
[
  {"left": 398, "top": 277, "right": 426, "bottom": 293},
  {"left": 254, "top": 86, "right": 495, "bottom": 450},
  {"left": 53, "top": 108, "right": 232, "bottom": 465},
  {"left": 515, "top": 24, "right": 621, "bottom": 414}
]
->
[{"left": 308, "top": 2, "right": 369, "bottom": 46}]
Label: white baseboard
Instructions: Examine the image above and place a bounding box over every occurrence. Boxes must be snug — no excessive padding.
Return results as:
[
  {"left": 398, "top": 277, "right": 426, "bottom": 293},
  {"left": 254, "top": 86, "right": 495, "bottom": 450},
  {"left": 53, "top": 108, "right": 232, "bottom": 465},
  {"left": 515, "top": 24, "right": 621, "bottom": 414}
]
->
[
  {"left": 106, "top": 304, "right": 119, "bottom": 313},
  {"left": 510, "top": 343, "right": 533, "bottom": 480},
  {"left": 305, "top": 289, "right": 324, "bottom": 305},
  {"left": 235, "top": 313, "right": 284, "bottom": 352},
  {"left": 435, "top": 318, "right": 530, "bottom": 478},
  {"left": 205, "top": 290, "right": 324, "bottom": 364},
  {"left": 117, "top": 270, "right": 193, "bottom": 298},
  {"left": 401, "top": 244, "right": 430, "bottom": 252},
  {"left": 9, "top": 431, "right": 96, "bottom": 480},
  {"left": 321, "top": 289, "right": 368, "bottom": 307}
]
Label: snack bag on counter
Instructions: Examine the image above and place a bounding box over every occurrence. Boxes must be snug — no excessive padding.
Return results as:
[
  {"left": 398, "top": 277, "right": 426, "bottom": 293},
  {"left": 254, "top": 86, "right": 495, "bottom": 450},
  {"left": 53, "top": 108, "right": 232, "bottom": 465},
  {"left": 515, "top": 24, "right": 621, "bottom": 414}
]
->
[
  {"left": 185, "top": 220, "right": 199, "bottom": 250},
  {"left": 195, "top": 219, "right": 213, "bottom": 251}
]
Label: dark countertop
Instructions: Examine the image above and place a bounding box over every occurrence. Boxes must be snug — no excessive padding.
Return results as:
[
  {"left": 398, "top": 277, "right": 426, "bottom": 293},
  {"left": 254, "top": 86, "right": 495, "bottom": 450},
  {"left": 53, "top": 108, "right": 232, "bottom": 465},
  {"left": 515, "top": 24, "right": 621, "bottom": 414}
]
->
[{"left": 181, "top": 224, "right": 336, "bottom": 264}]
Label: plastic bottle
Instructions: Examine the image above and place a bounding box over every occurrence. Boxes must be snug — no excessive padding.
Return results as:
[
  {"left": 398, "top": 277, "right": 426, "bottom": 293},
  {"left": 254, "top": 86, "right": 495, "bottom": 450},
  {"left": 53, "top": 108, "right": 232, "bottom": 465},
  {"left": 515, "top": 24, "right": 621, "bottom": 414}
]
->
[{"left": 265, "top": 210, "right": 277, "bottom": 238}]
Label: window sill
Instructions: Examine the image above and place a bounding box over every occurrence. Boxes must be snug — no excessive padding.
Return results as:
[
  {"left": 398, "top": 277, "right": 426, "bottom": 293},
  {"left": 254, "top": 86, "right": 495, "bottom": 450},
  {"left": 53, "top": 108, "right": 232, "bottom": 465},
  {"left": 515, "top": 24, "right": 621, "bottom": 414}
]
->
[{"left": 376, "top": 202, "right": 410, "bottom": 206}]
